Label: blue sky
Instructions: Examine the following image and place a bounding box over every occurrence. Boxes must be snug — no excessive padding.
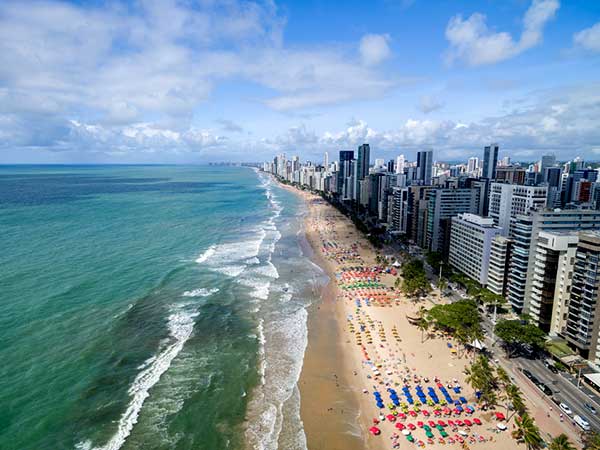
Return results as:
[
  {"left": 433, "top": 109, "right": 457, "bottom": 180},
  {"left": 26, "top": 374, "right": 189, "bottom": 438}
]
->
[{"left": 0, "top": 0, "right": 599, "bottom": 164}]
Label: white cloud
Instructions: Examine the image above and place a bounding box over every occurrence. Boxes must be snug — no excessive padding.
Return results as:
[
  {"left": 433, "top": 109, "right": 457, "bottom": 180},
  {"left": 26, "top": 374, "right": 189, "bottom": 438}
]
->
[
  {"left": 0, "top": 0, "right": 397, "bottom": 156},
  {"left": 445, "top": 0, "right": 559, "bottom": 66},
  {"left": 574, "top": 22, "right": 600, "bottom": 52},
  {"left": 359, "top": 34, "right": 392, "bottom": 66}
]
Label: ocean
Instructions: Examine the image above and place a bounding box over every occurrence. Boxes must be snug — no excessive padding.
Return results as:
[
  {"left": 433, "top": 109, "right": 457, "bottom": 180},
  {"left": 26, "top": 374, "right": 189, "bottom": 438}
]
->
[{"left": 0, "top": 165, "right": 325, "bottom": 450}]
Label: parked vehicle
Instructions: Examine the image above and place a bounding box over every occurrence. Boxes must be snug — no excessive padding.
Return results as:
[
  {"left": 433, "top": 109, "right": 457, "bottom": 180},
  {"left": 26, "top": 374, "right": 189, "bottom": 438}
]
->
[
  {"left": 559, "top": 403, "right": 573, "bottom": 416},
  {"left": 574, "top": 415, "right": 591, "bottom": 431}
]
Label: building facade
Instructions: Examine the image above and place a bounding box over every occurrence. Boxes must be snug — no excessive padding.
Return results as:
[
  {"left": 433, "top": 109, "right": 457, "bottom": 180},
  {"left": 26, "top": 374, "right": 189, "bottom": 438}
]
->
[{"left": 448, "top": 214, "right": 502, "bottom": 285}]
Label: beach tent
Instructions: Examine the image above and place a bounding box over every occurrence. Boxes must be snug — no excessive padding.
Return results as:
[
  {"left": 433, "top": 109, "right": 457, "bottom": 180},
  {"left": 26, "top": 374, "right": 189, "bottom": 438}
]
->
[
  {"left": 469, "top": 339, "right": 486, "bottom": 350},
  {"left": 392, "top": 261, "right": 401, "bottom": 267}
]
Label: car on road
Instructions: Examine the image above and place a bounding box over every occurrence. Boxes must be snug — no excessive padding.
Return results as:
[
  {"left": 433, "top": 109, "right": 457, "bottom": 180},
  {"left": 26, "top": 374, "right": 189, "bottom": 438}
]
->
[
  {"left": 544, "top": 361, "right": 559, "bottom": 374},
  {"left": 559, "top": 403, "right": 573, "bottom": 416},
  {"left": 574, "top": 415, "right": 591, "bottom": 431},
  {"left": 585, "top": 403, "right": 597, "bottom": 415},
  {"left": 536, "top": 383, "right": 553, "bottom": 396},
  {"left": 522, "top": 369, "right": 534, "bottom": 379}
]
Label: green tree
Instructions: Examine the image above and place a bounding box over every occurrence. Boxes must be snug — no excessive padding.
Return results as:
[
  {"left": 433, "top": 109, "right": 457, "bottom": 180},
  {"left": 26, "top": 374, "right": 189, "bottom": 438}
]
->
[
  {"left": 505, "top": 383, "right": 526, "bottom": 418},
  {"left": 494, "top": 320, "right": 547, "bottom": 357},
  {"left": 428, "top": 300, "right": 482, "bottom": 351},
  {"left": 401, "top": 259, "right": 431, "bottom": 298},
  {"left": 464, "top": 355, "right": 498, "bottom": 407},
  {"left": 549, "top": 434, "right": 575, "bottom": 450},
  {"left": 512, "top": 413, "right": 543, "bottom": 450}
]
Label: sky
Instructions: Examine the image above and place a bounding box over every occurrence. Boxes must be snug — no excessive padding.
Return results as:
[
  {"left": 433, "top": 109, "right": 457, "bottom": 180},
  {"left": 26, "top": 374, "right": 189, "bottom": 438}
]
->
[{"left": 0, "top": 0, "right": 599, "bottom": 164}]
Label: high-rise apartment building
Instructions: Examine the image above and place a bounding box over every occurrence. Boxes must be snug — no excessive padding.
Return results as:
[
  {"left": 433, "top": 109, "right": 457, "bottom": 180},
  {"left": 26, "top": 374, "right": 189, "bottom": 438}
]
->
[
  {"left": 487, "top": 236, "right": 513, "bottom": 297},
  {"left": 416, "top": 150, "right": 433, "bottom": 185},
  {"left": 426, "top": 188, "right": 481, "bottom": 253},
  {"left": 395, "top": 154, "right": 406, "bottom": 174},
  {"left": 482, "top": 143, "right": 499, "bottom": 179},
  {"left": 508, "top": 209, "right": 600, "bottom": 312},
  {"left": 448, "top": 214, "right": 502, "bottom": 285},
  {"left": 529, "top": 231, "right": 579, "bottom": 331},
  {"left": 566, "top": 232, "right": 600, "bottom": 365},
  {"left": 488, "top": 183, "right": 547, "bottom": 235}
]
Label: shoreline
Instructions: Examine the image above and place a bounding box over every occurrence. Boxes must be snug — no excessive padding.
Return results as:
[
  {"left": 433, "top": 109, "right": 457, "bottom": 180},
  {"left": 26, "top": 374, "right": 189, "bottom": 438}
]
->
[{"left": 274, "top": 177, "right": 574, "bottom": 450}]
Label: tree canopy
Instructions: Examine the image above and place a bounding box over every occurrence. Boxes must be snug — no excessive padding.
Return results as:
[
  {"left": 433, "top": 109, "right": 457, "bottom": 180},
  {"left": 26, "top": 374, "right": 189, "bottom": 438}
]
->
[
  {"left": 401, "top": 259, "right": 431, "bottom": 297},
  {"left": 427, "top": 299, "right": 482, "bottom": 345},
  {"left": 464, "top": 355, "right": 499, "bottom": 406},
  {"left": 494, "top": 320, "right": 547, "bottom": 358}
]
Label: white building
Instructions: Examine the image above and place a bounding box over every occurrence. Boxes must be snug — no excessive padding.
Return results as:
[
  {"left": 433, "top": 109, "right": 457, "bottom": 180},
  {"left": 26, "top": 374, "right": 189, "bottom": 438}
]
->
[
  {"left": 395, "top": 154, "right": 406, "bottom": 174},
  {"left": 529, "top": 231, "right": 579, "bottom": 332},
  {"left": 488, "top": 183, "right": 548, "bottom": 235},
  {"left": 448, "top": 213, "right": 502, "bottom": 285},
  {"left": 487, "top": 236, "right": 512, "bottom": 297}
]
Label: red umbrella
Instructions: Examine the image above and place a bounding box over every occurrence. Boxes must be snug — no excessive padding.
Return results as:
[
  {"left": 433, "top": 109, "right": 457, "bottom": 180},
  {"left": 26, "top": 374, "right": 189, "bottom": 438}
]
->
[
  {"left": 463, "top": 419, "right": 473, "bottom": 427},
  {"left": 422, "top": 410, "right": 430, "bottom": 416},
  {"left": 372, "top": 418, "right": 380, "bottom": 424},
  {"left": 398, "top": 413, "right": 407, "bottom": 420},
  {"left": 434, "top": 410, "right": 441, "bottom": 416},
  {"left": 369, "top": 426, "right": 381, "bottom": 436},
  {"left": 455, "top": 420, "right": 464, "bottom": 427},
  {"left": 428, "top": 420, "right": 436, "bottom": 428},
  {"left": 448, "top": 420, "right": 455, "bottom": 427},
  {"left": 437, "top": 420, "right": 446, "bottom": 427},
  {"left": 473, "top": 418, "right": 482, "bottom": 425},
  {"left": 409, "top": 410, "right": 417, "bottom": 417},
  {"left": 495, "top": 412, "right": 506, "bottom": 421},
  {"left": 395, "top": 423, "right": 406, "bottom": 430},
  {"left": 407, "top": 423, "right": 416, "bottom": 430},
  {"left": 417, "top": 421, "right": 424, "bottom": 428},
  {"left": 387, "top": 414, "right": 397, "bottom": 422}
]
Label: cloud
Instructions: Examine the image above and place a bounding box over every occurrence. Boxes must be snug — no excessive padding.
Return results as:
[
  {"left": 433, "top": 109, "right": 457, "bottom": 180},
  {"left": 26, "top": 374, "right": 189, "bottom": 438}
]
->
[
  {"left": 359, "top": 34, "right": 392, "bottom": 66},
  {"left": 574, "top": 22, "right": 600, "bottom": 52},
  {"left": 0, "top": 0, "right": 397, "bottom": 157},
  {"left": 216, "top": 119, "right": 244, "bottom": 133},
  {"left": 418, "top": 95, "right": 445, "bottom": 114},
  {"left": 265, "top": 82, "right": 600, "bottom": 161},
  {"left": 445, "top": 0, "right": 559, "bottom": 66}
]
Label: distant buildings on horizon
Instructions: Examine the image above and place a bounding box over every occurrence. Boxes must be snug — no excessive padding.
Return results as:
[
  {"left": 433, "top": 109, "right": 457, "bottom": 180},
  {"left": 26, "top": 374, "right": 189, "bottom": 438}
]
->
[{"left": 263, "top": 144, "right": 600, "bottom": 372}]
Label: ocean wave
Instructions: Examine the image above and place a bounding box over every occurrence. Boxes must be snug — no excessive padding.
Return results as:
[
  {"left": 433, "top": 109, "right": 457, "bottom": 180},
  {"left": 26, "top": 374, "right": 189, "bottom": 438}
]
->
[
  {"left": 84, "top": 309, "right": 197, "bottom": 450},
  {"left": 239, "top": 277, "right": 271, "bottom": 300},
  {"left": 245, "top": 308, "right": 309, "bottom": 450},
  {"left": 195, "top": 245, "right": 216, "bottom": 264},
  {"left": 181, "top": 288, "right": 219, "bottom": 298}
]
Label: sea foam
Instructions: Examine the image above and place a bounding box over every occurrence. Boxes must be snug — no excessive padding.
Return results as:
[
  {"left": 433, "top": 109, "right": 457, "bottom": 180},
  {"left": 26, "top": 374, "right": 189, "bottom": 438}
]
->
[{"left": 87, "top": 309, "right": 197, "bottom": 450}]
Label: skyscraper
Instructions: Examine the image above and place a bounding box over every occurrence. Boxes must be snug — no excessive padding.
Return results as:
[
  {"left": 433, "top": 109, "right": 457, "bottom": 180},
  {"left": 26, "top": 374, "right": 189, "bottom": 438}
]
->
[
  {"left": 356, "top": 144, "right": 370, "bottom": 181},
  {"left": 482, "top": 143, "right": 499, "bottom": 179},
  {"left": 395, "top": 154, "right": 405, "bottom": 174},
  {"left": 416, "top": 150, "right": 433, "bottom": 185},
  {"left": 338, "top": 150, "right": 354, "bottom": 197},
  {"left": 467, "top": 157, "right": 479, "bottom": 174},
  {"left": 323, "top": 151, "right": 329, "bottom": 169}
]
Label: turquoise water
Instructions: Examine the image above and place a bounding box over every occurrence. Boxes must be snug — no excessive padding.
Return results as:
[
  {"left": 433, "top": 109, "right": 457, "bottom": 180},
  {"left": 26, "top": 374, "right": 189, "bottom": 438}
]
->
[{"left": 0, "top": 166, "right": 323, "bottom": 450}]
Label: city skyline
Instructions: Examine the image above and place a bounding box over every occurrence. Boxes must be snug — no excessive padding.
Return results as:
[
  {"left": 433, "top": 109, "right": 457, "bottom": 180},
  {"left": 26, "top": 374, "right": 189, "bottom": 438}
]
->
[{"left": 0, "top": 0, "right": 599, "bottom": 164}]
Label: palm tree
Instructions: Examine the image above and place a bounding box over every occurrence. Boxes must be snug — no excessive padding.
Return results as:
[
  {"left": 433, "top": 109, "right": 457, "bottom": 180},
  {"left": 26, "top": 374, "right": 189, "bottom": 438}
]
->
[
  {"left": 505, "top": 383, "right": 526, "bottom": 419},
  {"left": 549, "top": 434, "right": 575, "bottom": 450},
  {"left": 417, "top": 318, "right": 430, "bottom": 343},
  {"left": 512, "top": 413, "right": 543, "bottom": 450}
]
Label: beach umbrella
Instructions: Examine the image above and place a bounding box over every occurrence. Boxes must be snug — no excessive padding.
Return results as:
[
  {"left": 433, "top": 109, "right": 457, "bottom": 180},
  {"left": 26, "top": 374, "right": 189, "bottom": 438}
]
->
[
  {"left": 463, "top": 419, "right": 472, "bottom": 427},
  {"left": 473, "top": 418, "right": 482, "bottom": 425},
  {"left": 369, "top": 426, "right": 381, "bottom": 436}
]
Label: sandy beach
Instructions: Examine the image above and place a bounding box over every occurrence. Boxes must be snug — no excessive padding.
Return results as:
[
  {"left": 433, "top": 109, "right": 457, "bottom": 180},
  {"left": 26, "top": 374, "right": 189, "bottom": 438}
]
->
[{"left": 277, "top": 181, "right": 578, "bottom": 450}]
